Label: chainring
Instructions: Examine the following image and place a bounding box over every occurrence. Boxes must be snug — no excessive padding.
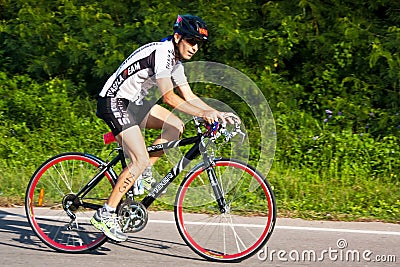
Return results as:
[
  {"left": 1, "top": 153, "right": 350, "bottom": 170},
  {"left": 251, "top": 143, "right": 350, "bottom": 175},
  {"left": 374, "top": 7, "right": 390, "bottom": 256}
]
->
[{"left": 117, "top": 199, "right": 148, "bottom": 233}]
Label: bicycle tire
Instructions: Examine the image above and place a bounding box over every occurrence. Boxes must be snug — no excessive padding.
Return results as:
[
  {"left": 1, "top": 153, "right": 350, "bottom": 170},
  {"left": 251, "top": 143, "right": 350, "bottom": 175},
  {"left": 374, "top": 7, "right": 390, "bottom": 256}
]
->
[
  {"left": 174, "top": 158, "right": 276, "bottom": 262},
  {"left": 25, "top": 152, "right": 117, "bottom": 253}
]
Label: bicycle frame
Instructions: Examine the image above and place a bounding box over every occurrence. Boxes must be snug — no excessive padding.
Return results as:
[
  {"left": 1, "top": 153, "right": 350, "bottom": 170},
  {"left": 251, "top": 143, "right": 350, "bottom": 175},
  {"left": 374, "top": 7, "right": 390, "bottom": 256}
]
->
[
  {"left": 74, "top": 129, "right": 227, "bottom": 213},
  {"left": 142, "top": 135, "right": 202, "bottom": 208}
]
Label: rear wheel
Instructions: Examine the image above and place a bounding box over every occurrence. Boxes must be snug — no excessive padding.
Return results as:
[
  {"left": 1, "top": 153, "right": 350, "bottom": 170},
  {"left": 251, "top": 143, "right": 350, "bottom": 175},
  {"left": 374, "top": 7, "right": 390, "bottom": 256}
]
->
[
  {"left": 25, "top": 152, "right": 116, "bottom": 252},
  {"left": 174, "top": 158, "right": 276, "bottom": 262}
]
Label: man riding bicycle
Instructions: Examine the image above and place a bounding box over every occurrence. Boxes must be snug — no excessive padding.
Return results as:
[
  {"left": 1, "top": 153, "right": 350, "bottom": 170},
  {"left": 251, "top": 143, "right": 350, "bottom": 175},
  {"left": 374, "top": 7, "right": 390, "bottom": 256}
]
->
[{"left": 91, "top": 14, "right": 237, "bottom": 242}]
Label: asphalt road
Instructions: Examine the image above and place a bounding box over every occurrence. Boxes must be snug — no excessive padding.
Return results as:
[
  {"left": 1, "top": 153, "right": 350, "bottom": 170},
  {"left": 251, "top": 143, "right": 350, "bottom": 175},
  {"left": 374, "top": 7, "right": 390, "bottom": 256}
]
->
[{"left": 1, "top": 207, "right": 399, "bottom": 267}]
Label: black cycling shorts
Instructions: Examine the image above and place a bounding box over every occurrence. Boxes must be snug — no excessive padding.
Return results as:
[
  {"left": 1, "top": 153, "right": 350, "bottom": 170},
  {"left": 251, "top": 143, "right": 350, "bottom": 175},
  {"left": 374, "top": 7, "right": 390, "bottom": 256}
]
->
[{"left": 96, "top": 97, "right": 154, "bottom": 136}]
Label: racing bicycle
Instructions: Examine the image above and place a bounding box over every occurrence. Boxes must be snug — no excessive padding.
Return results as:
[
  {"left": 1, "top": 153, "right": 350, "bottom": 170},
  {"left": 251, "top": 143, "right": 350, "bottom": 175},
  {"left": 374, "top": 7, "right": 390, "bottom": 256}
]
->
[{"left": 25, "top": 117, "right": 276, "bottom": 262}]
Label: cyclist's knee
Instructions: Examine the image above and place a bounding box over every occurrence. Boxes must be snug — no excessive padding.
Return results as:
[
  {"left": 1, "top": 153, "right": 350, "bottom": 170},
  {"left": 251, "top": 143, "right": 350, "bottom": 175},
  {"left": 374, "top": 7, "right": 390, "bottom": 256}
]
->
[
  {"left": 176, "top": 120, "right": 185, "bottom": 136},
  {"left": 166, "top": 119, "right": 184, "bottom": 137},
  {"left": 136, "top": 157, "right": 152, "bottom": 170}
]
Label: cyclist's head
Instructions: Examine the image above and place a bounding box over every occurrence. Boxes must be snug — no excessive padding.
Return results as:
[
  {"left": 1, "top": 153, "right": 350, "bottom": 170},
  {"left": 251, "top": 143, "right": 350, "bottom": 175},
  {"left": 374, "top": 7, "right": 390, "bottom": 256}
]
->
[
  {"left": 173, "top": 14, "right": 209, "bottom": 41},
  {"left": 172, "top": 14, "right": 208, "bottom": 60}
]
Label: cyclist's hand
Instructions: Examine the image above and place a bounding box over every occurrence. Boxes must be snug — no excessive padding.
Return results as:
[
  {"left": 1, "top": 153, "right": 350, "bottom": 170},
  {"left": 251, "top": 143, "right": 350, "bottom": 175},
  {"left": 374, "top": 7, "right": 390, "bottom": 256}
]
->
[
  {"left": 201, "top": 110, "right": 226, "bottom": 124},
  {"left": 201, "top": 110, "right": 240, "bottom": 125},
  {"left": 222, "top": 112, "right": 241, "bottom": 125}
]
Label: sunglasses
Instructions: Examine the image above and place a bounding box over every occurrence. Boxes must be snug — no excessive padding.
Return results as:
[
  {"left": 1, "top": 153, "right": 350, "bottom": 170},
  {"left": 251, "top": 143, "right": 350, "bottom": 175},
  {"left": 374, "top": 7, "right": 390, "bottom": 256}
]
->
[{"left": 184, "top": 38, "right": 205, "bottom": 47}]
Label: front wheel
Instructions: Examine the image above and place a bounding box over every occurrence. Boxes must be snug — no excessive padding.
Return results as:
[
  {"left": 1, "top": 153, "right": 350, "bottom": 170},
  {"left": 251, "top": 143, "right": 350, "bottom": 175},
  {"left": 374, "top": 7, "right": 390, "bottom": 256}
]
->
[
  {"left": 174, "top": 158, "right": 276, "bottom": 262},
  {"left": 25, "top": 152, "right": 117, "bottom": 253}
]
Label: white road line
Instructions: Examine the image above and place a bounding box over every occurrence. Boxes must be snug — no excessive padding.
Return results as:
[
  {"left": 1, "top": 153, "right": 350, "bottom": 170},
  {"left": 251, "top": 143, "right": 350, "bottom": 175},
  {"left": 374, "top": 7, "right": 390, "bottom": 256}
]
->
[
  {"left": 3, "top": 214, "right": 400, "bottom": 236},
  {"left": 147, "top": 219, "right": 400, "bottom": 236},
  {"left": 275, "top": 225, "right": 400, "bottom": 236}
]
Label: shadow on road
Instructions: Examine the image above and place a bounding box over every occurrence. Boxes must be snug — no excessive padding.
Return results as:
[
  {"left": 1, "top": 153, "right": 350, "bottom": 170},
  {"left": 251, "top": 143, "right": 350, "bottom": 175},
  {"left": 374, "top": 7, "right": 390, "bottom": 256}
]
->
[
  {"left": 115, "top": 236, "right": 207, "bottom": 262},
  {"left": 0, "top": 209, "right": 109, "bottom": 254},
  {"left": 0, "top": 209, "right": 205, "bottom": 261}
]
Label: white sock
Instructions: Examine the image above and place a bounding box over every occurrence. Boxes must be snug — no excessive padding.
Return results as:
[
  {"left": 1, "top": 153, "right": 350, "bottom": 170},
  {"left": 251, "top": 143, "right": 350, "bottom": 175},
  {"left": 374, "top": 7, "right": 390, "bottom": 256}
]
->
[{"left": 104, "top": 203, "right": 116, "bottom": 213}]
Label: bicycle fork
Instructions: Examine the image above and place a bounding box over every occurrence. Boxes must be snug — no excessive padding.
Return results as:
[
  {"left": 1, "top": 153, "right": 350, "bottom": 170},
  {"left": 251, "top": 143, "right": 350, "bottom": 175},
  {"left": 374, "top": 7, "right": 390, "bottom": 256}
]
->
[
  {"left": 205, "top": 166, "right": 229, "bottom": 214},
  {"left": 200, "top": 142, "right": 229, "bottom": 214}
]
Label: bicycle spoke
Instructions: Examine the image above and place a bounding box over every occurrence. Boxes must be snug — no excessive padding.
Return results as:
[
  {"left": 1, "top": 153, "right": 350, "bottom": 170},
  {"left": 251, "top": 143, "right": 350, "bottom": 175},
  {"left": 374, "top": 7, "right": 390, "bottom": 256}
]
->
[
  {"left": 45, "top": 168, "right": 69, "bottom": 197},
  {"left": 55, "top": 163, "right": 74, "bottom": 193},
  {"left": 227, "top": 215, "right": 247, "bottom": 253}
]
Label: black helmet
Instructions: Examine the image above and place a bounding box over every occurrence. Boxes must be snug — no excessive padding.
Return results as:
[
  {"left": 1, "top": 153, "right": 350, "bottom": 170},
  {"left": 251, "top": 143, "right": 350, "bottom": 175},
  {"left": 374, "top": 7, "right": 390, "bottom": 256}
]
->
[{"left": 173, "top": 14, "right": 208, "bottom": 41}]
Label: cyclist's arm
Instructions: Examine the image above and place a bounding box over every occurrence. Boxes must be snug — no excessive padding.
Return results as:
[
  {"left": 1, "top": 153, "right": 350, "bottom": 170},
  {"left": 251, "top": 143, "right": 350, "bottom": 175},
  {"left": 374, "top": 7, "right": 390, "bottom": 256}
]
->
[
  {"left": 177, "top": 82, "right": 240, "bottom": 124},
  {"left": 176, "top": 83, "right": 216, "bottom": 111},
  {"left": 157, "top": 77, "right": 203, "bottom": 116},
  {"left": 157, "top": 77, "right": 225, "bottom": 123}
]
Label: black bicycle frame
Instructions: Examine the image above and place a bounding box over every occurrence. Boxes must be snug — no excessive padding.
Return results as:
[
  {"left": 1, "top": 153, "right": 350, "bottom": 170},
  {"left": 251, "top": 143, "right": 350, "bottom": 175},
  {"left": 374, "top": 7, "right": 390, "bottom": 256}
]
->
[
  {"left": 141, "top": 134, "right": 227, "bottom": 212},
  {"left": 76, "top": 131, "right": 227, "bottom": 213},
  {"left": 141, "top": 135, "right": 202, "bottom": 208}
]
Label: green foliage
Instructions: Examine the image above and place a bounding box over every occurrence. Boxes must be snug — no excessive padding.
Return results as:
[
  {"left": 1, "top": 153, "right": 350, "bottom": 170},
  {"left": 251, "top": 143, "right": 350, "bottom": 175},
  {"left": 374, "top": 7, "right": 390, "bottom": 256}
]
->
[
  {"left": 0, "top": 0, "right": 399, "bottom": 221},
  {"left": 0, "top": 71, "right": 108, "bottom": 177}
]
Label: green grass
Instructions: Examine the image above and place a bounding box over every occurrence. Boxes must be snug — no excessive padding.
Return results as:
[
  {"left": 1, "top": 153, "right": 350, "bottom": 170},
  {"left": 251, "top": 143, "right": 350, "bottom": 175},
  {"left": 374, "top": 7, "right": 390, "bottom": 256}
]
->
[
  {"left": 2, "top": 156, "right": 399, "bottom": 223},
  {"left": 268, "top": 162, "right": 400, "bottom": 223}
]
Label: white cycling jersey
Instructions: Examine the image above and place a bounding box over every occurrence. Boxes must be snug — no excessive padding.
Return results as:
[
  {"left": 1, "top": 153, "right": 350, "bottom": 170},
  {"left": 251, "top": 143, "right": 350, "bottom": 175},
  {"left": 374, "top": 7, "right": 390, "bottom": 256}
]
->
[{"left": 99, "top": 39, "right": 187, "bottom": 104}]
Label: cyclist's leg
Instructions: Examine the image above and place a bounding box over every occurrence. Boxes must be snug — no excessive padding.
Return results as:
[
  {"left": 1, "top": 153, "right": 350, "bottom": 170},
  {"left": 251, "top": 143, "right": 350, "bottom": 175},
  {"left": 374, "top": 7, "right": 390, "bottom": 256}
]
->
[
  {"left": 140, "top": 104, "right": 184, "bottom": 164},
  {"left": 91, "top": 125, "right": 150, "bottom": 241},
  {"left": 92, "top": 98, "right": 152, "bottom": 241},
  {"left": 96, "top": 98, "right": 152, "bottom": 206},
  {"left": 109, "top": 125, "right": 151, "bottom": 206}
]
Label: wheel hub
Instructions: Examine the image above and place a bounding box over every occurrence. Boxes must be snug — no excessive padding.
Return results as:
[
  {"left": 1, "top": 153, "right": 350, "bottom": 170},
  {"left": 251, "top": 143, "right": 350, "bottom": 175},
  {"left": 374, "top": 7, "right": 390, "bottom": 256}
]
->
[{"left": 62, "top": 194, "right": 81, "bottom": 211}]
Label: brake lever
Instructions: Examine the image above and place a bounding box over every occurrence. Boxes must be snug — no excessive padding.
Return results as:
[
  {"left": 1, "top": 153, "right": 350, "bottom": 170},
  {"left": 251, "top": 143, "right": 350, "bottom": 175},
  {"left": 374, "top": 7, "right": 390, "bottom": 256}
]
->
[
  {"left": 237, "top": 129, "right": 246, "bottom": 143},
  {"left": 219, "top": 123, "right": 231, "bottom": 142},
  {"left": 220, "top": 121, "right": 246, "bottom": 143}
]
